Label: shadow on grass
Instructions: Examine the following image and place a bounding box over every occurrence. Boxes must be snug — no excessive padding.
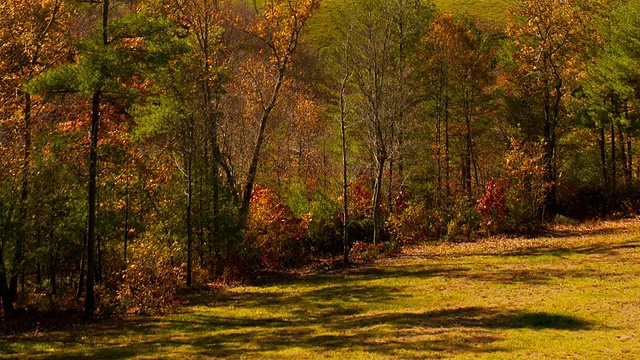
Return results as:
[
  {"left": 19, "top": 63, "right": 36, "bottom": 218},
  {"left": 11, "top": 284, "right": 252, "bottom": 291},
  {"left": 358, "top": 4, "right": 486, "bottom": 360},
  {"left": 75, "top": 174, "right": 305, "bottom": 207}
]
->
[
  {"left": 3, "top": 232, "right": 623, "bottom": 358},
  {"left": 1, "top": 304, "right": 593, "bottom": 359},
  {"left": 332, "top": 307, "right": 592, "bottom": 331}
]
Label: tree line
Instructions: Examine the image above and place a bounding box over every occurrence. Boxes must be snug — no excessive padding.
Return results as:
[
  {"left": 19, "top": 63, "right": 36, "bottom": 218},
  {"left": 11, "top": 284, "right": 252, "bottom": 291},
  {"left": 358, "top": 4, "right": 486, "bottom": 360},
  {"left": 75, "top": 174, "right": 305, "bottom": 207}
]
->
[{"left": 0, "top": 0, "right": 639, "bottom": 318}]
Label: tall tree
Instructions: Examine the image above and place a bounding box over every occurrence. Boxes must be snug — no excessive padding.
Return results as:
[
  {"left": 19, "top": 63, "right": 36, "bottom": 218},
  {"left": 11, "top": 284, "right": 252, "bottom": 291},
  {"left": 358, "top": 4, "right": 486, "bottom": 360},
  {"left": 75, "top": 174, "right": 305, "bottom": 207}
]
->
[
  {"left": 30, "top": 4, "right": 185, "bottom": 316},
  {"left": 0, "top": 0, "right": 68, "bottom": 316},
  {"left": 236, "top": 0, "right": 320, "bottom": 213},
  {"left": 507, "top": 0, "right": 591, "bottom": 218}
]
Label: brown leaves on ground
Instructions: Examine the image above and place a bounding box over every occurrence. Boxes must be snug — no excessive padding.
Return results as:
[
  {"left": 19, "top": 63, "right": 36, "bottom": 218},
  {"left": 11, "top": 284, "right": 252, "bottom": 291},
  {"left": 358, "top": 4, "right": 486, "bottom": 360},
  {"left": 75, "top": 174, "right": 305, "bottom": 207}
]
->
[{"left": 402, "top": 218, "right": 640, "bottom": 259}]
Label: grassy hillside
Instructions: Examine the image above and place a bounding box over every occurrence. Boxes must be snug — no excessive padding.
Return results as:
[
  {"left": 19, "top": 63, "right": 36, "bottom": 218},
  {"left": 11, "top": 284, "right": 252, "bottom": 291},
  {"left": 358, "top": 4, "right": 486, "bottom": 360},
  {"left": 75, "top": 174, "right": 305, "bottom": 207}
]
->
[
  {"left": 432, "top": 0, "right": 512, "bottom": 22},
  {"left": 3, "top": 220, "right": 640, "bottom": 358},
  {"left": 307, "top": 0, "right": 511, "bottom": 49}
]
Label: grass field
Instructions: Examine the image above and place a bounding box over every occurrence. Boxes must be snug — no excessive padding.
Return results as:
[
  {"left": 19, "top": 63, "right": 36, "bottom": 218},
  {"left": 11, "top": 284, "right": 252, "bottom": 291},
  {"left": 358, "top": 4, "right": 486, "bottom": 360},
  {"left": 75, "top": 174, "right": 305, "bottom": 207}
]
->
[
  {"left": 432, "top": 0, "right": 512, "bottom": 22},
  {"left": 307, "top": 0, "right": 511, "bottom": 51},
  {"left": 2, "top": 219, "right": 640, "bottom": 359}
]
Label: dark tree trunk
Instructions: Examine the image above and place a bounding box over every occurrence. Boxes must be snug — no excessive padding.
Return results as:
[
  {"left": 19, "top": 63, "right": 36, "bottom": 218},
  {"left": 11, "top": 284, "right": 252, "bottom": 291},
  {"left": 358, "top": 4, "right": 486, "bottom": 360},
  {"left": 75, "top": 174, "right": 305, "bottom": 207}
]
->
[
  {"left": 444, "top": 96, "right": 451, "bottom": 199},
  {"left": 186, "top": 152, "right": 193, "bottom": 288},
  {"left": 340, "top": 71, "right": 349, "bottom": 265},
  {"left": 611, "top": 120, "right": 617, "bottom": 193},
  {"left": 0, "top": 250, "right": 14, "bottom": 316},
  {"left": 85, "top": 88, "right": 101, "bottom": 318},
  {"left": 464, "top": 109, "right": 473, "bottom": 201},
  {"left": 600, "top": 126, "right": 607, "bottom": 188},
  {"left": 123, "top": 175, "right": 129, "bottom": 269},
  {"left": 372, "top": 151, "right": 386, "bottom": 246},
  {"left": 628, "top": 137, "right": 633, "bottom": 185},
  {"left": 242, "top": 67, "right": 287, "bottom": 213},
  {"left": 76, "top": 234, "right": 85, "bottom": 299}
]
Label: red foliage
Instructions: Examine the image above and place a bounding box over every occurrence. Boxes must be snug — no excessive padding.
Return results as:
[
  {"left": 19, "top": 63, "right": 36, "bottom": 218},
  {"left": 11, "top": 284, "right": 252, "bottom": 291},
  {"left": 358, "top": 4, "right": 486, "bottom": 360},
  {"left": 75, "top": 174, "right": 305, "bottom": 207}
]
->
[
  {"left": 247, "top": 187, "right": 310, "bottom": 269},
  {"left": 475, "top": 180, "right": 508, "bottom": 230}
]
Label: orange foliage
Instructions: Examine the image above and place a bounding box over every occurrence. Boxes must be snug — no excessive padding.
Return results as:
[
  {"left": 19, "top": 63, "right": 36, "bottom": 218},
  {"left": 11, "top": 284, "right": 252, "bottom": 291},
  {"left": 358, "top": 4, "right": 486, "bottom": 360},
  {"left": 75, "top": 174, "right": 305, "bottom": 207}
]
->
[{"left": 246, "top": 187, "right": 310, "bottom": 269}]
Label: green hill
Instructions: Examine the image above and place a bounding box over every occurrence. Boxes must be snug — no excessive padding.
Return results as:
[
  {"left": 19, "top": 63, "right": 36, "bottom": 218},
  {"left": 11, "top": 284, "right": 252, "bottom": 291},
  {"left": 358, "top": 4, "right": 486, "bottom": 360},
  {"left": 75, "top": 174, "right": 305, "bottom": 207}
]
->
[
  {"left": 308, "top": 0, "right": 511, "bottom": 48},
  {"left": 432, "top": 0, "right": 511, "bottom": 22}
]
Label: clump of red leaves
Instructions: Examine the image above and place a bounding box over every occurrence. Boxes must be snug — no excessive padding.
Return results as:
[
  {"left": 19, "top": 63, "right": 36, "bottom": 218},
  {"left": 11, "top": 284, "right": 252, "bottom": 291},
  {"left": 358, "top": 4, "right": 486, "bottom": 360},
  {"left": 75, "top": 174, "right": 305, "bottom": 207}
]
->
[{"left": 475, "top": 180, "right": 508, "bottom": 232}]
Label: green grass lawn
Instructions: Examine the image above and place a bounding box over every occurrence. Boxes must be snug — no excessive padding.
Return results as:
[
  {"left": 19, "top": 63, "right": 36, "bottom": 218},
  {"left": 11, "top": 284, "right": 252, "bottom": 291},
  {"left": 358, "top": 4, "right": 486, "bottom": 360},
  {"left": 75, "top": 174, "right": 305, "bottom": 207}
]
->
[{"left": 2, "top": 219, "right": 640, "bottom": 359}]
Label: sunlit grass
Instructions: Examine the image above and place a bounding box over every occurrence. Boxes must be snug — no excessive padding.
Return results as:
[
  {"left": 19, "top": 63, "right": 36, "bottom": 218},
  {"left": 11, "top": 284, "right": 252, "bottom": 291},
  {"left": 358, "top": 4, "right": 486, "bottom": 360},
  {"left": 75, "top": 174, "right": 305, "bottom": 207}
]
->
[
  {"left": 432, "top": 0, "right": 512, "bottom": 22},
  {"left": 2, "top": 219, "right": 640, "bottom": 359},
  {"left": 306, "top": 0, "right": 511, "bottom": 50}
]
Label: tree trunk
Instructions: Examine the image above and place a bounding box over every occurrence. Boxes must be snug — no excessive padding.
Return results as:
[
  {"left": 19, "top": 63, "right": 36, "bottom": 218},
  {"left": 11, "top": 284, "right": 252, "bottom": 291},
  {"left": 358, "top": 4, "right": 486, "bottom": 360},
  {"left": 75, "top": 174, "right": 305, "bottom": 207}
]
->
[
  {"left": 444, "top": 95, "right": 451, "bottom": 199},
  {"left": 464, "top": 103, "right": 473, "bottom": 201},
  {"left": 85, "top": 88, "right": 101, "bottom": 318},
  {"left": 10, "top": 92, "right": 33, "bottom": 304},
  {"left": 619, "top": 125, "right": 630, "bottom": 186},
  {"left": 49, "top": 223, "right": 57, "bottom": 296},
  {"left": 76, "top": 233, "right": 85, "bottom": 299},
  {"left": 628, "top": 136, "right": 633, "bottom": 185},
  {"left": 372, "top": 149, "right": 386, "bottom": 246},
  {"left": 123, "top": 175, "right": 129, "bottom": 269},
  {"left": 599, "top": 126, "right": 607, "bottom": 188},
  {"left": 96, "top": 188, "right": 102, "bottom": 285},
  {"left": 340, "top": 71, "right": 349, "bottom": 265},
  {"left": 0, "top": 250, "right": 14, "bottom": 316},
  {"left": 435, "top": 94, "right": 442, "bottom": 205},
  {"left": 242, "top": 66, "right": 287, "bottom": 212},
  {"left": 186, "top": 151, "right": 193, "bottom": 288},
  {"left": 611, "top": 120, "right": 617, "bottom": 193},
  {"left": 85, "top": 0, "right": 109, "bottom": 320}
]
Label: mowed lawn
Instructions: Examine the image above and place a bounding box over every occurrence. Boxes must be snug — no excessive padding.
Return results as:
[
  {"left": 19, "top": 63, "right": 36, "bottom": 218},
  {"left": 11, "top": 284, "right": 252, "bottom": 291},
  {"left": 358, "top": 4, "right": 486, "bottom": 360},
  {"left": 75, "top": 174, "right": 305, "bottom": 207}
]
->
[{"left": 2, "top": 220, "right": 640, "bottom": 359}]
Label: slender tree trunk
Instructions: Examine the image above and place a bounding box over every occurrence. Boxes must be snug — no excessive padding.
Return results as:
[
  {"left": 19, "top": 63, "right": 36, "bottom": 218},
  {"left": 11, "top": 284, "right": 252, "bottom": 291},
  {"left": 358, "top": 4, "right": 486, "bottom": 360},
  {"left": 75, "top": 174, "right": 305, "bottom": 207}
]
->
[
  {"left": 599, "top": 126, "right": 608, "bottom": 188},
  {"left": 85, "top": 88, "right": 101, "bottom": 318},
  {"left": 0, "top": 249, "right": 14, "bottom": 316},
  {"left": 76, "top": 229, "right": 85, "bottom": 299},
  {"left": 123, "top": 175, "right": 129, "bottom": 269},
  {"left": 49, "top": 226, "right": 57, "bottom": 296},
  {"left": 96, "top": 188, "right": 102, "bottom": 285},
  {"left": 10, "top": 93, "right": 33, "bottom": 304},
  {"left": 444, "top": 95, "right": 451, "bottom": 199},
  {"left": 628, "top": 136, "right": 633, "bottom": 185},
  {"left": 388, "top": 125, "right": 394, "bottom": 212},
  {"left": 186, "top": 151, "right": 193, "bottom": 288},
  {"left": 85, "top": 0, "right": 109, "bottom": 319},
  {"left": 619, "top": 125, "right": 630, "bottom": 186},
  {"left": 372, "top": 151, "right": 386, "bottom": 246},
  {"left": 435, "top": 94, "right": 442, "bottom": 205},
  {"left": 611, "top": 120, "right": 617, "bottom": 193},
  {"left": 464, "top": 100, "right": 473, "bottom": 201},
  {"left": 242, "top": 66, "right": 287, "bottom": 212},
  {"left": 340, "top": 71, "right": 349, "bottom": 265}
]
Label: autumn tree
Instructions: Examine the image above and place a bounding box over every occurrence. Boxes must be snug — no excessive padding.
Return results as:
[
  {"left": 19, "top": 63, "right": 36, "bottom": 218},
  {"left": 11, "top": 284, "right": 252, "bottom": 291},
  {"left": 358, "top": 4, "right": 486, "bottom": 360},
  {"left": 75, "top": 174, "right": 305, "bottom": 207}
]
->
[
  {"left": 0, "top": 0, "right": 69, "bottom": 316},
  {"left": 30, "top": 3, "right": 185, "bottom": 316},
  {"left": 506, "top": 0, "right": 592, "bottom": 218},
  {"left": 573, "top": 0, "right": 640, "bottom": 195},
  {"left": 330, "top": 0, "right": 431, "bottom": 245},
  {"left": 232, "top": 0, "right": 320, "bottom": 213}
]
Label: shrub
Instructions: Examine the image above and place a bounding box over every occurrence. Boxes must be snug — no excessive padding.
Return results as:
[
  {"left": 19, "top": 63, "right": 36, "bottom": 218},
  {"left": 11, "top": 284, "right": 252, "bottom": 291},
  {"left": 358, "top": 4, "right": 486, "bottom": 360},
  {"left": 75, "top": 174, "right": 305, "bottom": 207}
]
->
[
  {"left": 116, "top": 238, "right": 183, "bottom": 315},
  {"left": 305, "top": 199, "right": 342, "bottom": 256},
  {"left": 246, "top": 187, "right": 310, "bottom": 270},
  {"left": 386, "top": 202, "right": 428, "bottom": 244},
  {"left": 502, "top": 139, "right": 548, "bottom": 232},
  {"left": 475, "top": 180, "right": 508, "bottom": 234}
]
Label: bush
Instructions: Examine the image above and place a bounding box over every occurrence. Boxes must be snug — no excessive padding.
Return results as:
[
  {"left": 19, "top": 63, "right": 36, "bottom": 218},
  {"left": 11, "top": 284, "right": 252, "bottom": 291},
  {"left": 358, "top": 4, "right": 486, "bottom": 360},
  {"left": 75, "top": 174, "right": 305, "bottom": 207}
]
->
[
  {"left": 116, "top": 238, "right": 183, "bottom": 315},
  {"left": 445, "top": 199, "right": 480, "bottom": 241},
  {"left": 305, "top": 199, "right": 342, "bottom": 256},
  {"left": 475, "top": 180, "right": 508, "bottom": 235},
  {"left": 246, "top": 187, "right": 310, "bottom": 270},
  {"left": 502, "top": 139, "right": 548, "bottom": 232},
  {"left": 386, "top": 202, "right": 429, "bottom": 244}
]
